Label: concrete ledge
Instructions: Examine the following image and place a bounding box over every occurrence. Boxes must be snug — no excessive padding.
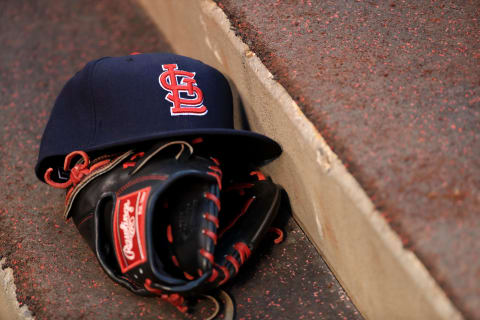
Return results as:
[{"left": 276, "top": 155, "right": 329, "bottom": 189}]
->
[
  {"left": 0, "top": 259, "right": 33, "bottom": 320},
  {"left": 136, "top": 0, "right": 463, "bottom": 319}
]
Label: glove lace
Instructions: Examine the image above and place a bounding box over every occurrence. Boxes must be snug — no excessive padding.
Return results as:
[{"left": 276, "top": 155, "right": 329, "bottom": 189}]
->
[
  {"left": 144, "top": 279, "right": 188, "bottom": 313},
  {"left": 44, "top": 151, "right": 111, "bottom": 203}
]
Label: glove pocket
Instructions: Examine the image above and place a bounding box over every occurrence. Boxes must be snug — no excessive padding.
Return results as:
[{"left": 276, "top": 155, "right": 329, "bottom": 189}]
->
[{"left": 150, "top": 174, "right": 220, "bottom": 282}]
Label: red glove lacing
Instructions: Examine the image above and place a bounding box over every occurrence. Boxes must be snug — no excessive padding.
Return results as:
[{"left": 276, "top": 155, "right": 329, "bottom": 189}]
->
[{"left": 44, "top": 151, "right": 111, "bottom": 204}]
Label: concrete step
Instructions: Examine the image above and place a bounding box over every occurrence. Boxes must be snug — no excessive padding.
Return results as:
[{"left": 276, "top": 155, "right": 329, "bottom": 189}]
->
[{"left": 136, "top": 0, "right": 479, "bottom": 319}]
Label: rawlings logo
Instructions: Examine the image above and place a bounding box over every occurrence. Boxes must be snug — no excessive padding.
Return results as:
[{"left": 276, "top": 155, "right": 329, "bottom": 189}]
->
[
  {"left": 113, "top": 187, "right": 151, "bottom": 273},
  {"left": 158, "top": 64, "right": 208, "bottom": 116},
  {"left": 120, "top": 200, "right": 136, "bottom": 260}
]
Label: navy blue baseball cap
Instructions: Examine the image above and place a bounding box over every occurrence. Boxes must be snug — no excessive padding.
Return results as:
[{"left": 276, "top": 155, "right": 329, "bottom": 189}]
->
[{"left": 35, "top": 53, "right": 282, "bottom": 182}]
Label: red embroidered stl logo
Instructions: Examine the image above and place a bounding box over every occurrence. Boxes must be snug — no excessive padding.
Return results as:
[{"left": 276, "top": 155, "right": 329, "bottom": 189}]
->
[{"left": 159, "top": 64, "right": 208, "bottom": 116}]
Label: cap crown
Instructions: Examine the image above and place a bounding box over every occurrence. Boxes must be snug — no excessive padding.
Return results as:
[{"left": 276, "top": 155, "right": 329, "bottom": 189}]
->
[
  {"left": 36, "top": 53, "right": 282, "bottom": 182},
  {"left": 39, "top": 53, "right": 232, "bottom": 155}
]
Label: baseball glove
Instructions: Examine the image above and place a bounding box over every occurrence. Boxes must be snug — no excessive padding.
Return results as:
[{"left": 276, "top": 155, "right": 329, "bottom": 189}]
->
[{"left": 44, "top": 140, "right": 283, "bottom": 314}]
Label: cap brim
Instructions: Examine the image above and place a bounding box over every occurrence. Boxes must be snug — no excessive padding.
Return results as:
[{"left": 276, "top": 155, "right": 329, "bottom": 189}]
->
[{"left": 35, "top": 128, "right": 282, "bottom": 182}]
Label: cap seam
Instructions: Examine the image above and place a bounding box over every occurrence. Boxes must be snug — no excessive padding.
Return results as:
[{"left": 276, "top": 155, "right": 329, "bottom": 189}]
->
[{"left": 87, "top": 57, "right": 110, "bottom": 148}]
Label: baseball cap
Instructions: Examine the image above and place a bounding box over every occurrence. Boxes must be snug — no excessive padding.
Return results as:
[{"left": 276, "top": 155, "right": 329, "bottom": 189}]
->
[{"left": 35, "top": 53, "right": 282, "bottom": 182}]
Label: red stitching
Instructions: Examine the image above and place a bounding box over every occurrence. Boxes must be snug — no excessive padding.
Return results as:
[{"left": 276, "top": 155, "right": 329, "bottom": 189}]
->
[
  {"left": 207, "top": 172, "right": 222, "bottom": 190},
  {"left": 77, "top": 213, "right": 93, "bottom": 226},
  {"left": 216, "top": 264, "right": 230, "bottom": 285},
  {"left": 199, "top": 249, "right": 214, "bottom": 264},
  {"left": 144, "top": 278, "right": 163, "bottom": 294},
  {"left": 166, "top": 294, "right": 185, "bottom": 310},
  {"left": 122, "top": 162, "right": 135, "bottom": 169},
  {"left": 44, "top": 151, "right": 112, "bottom": 206},
  {"left": 208, "top": 165, "right": 222, "bottom": 174},
  {"left": 219, "top": 197, "right": 255, "bottom": 238},
  {"left": 44, "top": 151, "right": 110, "bottom": 189},
  {"left": 203, "top": 213, "right": 219, "bottom": 228},
  {"left": 202, "top": 229, "right": 218, "bottom": 245},
  {"left": 208, "top": 268, "right": 219, "bottom": 282},
  {"left": 183, "top": 272, "right": 194, "bottom": 280},
  {"left": 130, "top": 152, "right": 145, "bottom": 161},
  {"left": 171, "top": 255, "right": 180, "bottom": 267},
  {"left": 224, "top": 183, "right": 254, "bottom": 193},
  {"left": 65, "top": 188, "right": 76, "bottom": 206},
  {"left": 210, "top": 157, "right": 220, "bottom": 166},
  {"left": 233, "top": 242, "right": 251, "bottom": 264},
  {"left": 269, "top": 227, "right": 284, "bottom": 244},
  {"left": 250, "top": 171, "right": 266, "bottom": 180},
  {"left": 197, "top": 269, "right": 203, "bottom": 277},
  {"left": 204, "top": 192, "right": 221, "bottom": 211},
  {"left": 225, "top": 255, "right": 240, "bottom": 274},
  {"left": 166, "top": 225, "right": 173, "bottom": 243},
  {"left": 116, "top": 175, "right": 168, "bottom": 195},
  {"left": 191, "top": 137, "right": 203, "bottom": 144},
  {"left": 144, "top": 279, "right": 187, "bottom": 313}
]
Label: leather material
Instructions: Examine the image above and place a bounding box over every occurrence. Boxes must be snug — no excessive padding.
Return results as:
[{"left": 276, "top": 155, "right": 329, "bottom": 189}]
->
[
  {"left": 66, "top": 141, "right": 283, "bottom": 299},
  {"left": 69, "top": 143, "right": 220, "bottom": 295},
  {"left": 200, "top": 177, "right": 282, "bottom": 291}
]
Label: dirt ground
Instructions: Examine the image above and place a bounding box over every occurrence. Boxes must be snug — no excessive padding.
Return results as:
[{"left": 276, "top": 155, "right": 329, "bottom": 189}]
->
[{"left": 215, "top": 0, "right": 480, "bottom": 317}]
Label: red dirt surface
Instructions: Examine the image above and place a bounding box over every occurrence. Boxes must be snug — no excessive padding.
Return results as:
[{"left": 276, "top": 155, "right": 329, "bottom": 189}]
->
[{"left": 215, "top": 0, "right": 480, "bottom": 318}]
